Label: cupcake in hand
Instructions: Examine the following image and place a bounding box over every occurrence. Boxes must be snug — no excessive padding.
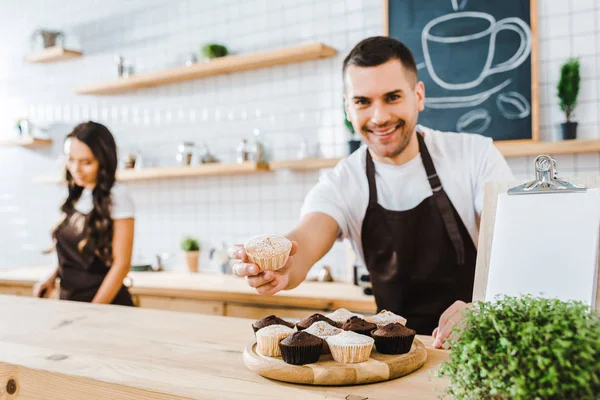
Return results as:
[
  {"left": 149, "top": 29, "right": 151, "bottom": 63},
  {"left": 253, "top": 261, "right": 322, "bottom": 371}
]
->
[
  {"left": 256, "top": 324, "right": 295, "bottom": 357},
  {"left": 279, "top": 331, "right": 324, "bottom": 365},
  {"left": 326, "top": 330, "right": 374, "bottom": 364},
  {"left": 372, "top": 323, "right": 416, "bottom": 355},
  {"left": 244, "top": 234, "right": 292, "bottom": 271}
]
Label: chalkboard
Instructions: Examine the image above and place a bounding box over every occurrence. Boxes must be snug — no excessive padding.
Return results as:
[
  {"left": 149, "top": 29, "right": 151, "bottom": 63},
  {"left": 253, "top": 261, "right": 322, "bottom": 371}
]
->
[{"left": 386, "top": 0, "right": 538, "bottom": 142}]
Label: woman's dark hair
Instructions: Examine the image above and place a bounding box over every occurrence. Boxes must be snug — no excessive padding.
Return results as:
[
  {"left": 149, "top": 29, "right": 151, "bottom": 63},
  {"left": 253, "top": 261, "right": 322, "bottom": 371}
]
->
[
  {"left": 342, "top": 36, "right": 418, "bottom": 85},
  {"left": 52, "top": 121, "right": 118, "bottom": 266}
]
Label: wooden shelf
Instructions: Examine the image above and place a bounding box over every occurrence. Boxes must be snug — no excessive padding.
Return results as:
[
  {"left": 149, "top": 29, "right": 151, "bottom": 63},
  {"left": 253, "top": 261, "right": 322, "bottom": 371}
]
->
[
  {"left": 34, "top": 139, "right": 600, "bottom": 184},
  {"left": 34, "top": 162, "right": 269, "bottom": 184},
  {"left": 0, "top": 136, "right": 52, "bottom": 148},
  {"left": 495, "top": 139, "right": 600, "bottom": 158},
  {"left": 75, "top": 42, "right": 337, "bottom": 95},
  {"left": 24, "top": 47, "right": 82, "bottom": 63},
  {"left": 269, "top": 157, "right": 341, "bottom": 171}
]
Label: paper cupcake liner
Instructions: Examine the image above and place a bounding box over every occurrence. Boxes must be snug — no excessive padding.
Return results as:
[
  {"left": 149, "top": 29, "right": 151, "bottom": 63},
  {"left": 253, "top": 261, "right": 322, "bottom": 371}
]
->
[
  {"left": 373, "top": 334, "right": 415, "bottom": 355},
  {"left": 329, "top": 342, "right": 373, "bottom": 364},
  {"left": 279, "top": 342, "right": 322, "bottom": 365},
  {"left": 247, "top": 252, "right": 290, "bottom": 272},
  {"left": 256, "top": 332, "right": 292, "bottom": 357}
]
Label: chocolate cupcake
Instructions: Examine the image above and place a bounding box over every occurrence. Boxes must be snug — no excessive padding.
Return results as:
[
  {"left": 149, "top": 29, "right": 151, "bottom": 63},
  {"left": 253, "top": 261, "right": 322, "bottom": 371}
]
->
[
  {"left": 303, "top": 320, "right": 343, "bottom": 354},
  {"left": 341, "top": 316, "right": 377, "bottom": 336},
  {"left": 252, "top": 315, "right": 295, "bottom": 333},
  {"left": 279, "top": 331, "right": 324, "bottom": 365},
  {"left": 296, "top": 313, "right": 339, "bottom": 331},
  {"left": 372, "top": 323, "right": 416, "bottom": 355}
]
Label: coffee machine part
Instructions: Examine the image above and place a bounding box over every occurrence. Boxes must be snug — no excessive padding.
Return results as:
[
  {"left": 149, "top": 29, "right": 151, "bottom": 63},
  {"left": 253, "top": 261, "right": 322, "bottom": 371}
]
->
[{"left": 177, "top": 141, "right": 195, "bottom": 166}]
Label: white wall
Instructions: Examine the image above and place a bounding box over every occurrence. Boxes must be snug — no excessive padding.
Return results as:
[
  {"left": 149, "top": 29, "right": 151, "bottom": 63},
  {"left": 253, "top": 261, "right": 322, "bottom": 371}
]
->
[{"left": 0, "top": 0, "right": 599, "bottom": 280}]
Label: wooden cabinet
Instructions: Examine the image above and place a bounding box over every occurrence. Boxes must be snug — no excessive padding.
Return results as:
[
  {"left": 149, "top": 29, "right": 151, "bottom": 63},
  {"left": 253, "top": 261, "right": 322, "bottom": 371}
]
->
[
  {"left": 223, "top": 304, "right": 321, "bottom": 320},
  {"left": 134, "top": 295, "right": 224, "bottom": 315},
  {"left": 132, "top": 295, "right": 337, "bottom": 319}
]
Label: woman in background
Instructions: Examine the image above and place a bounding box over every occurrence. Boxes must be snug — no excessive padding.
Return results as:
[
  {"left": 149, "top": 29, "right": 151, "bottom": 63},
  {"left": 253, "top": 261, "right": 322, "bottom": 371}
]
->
[{"left": 33, "top": 121, "right": 135, "bottom": 306}]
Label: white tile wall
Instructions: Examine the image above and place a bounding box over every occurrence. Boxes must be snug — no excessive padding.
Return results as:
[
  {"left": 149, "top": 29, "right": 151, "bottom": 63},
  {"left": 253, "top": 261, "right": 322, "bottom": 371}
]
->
[{"left": 0, "top": 0, "right": 599, "bottom": 281}]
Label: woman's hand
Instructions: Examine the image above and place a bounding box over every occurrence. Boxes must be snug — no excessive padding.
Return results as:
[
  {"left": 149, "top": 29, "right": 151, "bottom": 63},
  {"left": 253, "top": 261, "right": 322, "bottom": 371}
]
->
[{"left": 33, "top": 277, "right": 56, "bottom": 298}]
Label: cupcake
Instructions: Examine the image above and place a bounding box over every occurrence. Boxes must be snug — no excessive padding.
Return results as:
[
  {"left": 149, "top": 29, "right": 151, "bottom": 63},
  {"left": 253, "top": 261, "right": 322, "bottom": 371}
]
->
[
  {"left": 252, "top": 315, "right": 295, "bottom": 333},
  {"left": 326, "top": 330, "right": 374, "bottom": 364},
  {"left": 303, "top": 320, "right": 343, "bottom": 353},
  {"left": 365, "top": 309, "right": 407, "bottom": 328},
  {"left": 244, "top": 234, "right": 292, "bottom": 271},
  {"left": 279, "top": 331, "right": 324, "bottom": 365},
  {"left": 296, "top": 313, "right": 339, "bottom": 331},
  {"left": 255, "top": 324, "right": 295, "bottom": 357},
  {"left": 341, "top": 316, "right": 377, "bottom": 336},
  {"left": 372, "top": 323, "right": 416, "bottom": 355},
  {"left": 325, "top": 308, "right": 364, "bottom": 325}
]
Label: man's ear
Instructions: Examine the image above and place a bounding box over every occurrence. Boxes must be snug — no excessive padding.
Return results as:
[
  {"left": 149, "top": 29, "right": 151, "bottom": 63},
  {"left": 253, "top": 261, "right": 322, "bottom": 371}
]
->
[{"left": 415, "top": 81, "right": 425, "bottom": 112}]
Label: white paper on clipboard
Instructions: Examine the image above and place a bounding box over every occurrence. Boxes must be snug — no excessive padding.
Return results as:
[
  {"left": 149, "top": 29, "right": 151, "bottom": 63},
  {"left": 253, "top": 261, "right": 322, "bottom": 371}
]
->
[{"left": 485, "top": 189, "right": 600, "bottom": 306}]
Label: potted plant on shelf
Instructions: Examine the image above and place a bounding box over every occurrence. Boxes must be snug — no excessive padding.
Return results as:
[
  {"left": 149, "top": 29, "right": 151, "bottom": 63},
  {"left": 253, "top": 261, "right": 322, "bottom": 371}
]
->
[
  {"left": 344, "top": 107, "right": 361, "bottom": 154},
  {"left": 201, "top": 43, "right": 229, "bottom": 60},
  {"left": 557, "top": 58, "right": 580, "bottom": 140},
  {"left": 437, "top": 295, "right": 600, "bottom": 400},
  {"left": 181, "top": 235, "right": 201, "bottom": 273}
]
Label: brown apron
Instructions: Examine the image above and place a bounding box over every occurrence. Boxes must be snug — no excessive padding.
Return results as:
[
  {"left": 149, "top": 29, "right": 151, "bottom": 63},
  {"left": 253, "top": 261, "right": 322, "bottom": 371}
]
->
[
  {"left": 55, "top": 209, "right": 133, "bottom": 306},
  {"left": 361, "top": 133, "right": 477, "bottom": 334}
]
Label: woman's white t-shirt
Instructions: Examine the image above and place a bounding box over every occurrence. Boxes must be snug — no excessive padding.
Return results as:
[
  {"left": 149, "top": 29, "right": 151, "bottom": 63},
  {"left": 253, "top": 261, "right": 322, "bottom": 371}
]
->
[
  {"left": 300, "top": 125, "right": 515, "bottom": 266},
  {"left": 74, "top": 182, "right": 134, "bottom": 219}
]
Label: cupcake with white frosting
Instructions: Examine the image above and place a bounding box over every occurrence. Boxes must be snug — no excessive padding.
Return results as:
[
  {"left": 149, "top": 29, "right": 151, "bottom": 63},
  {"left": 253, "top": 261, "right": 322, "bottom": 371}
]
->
[
  {"left": 256, "top": 324, "right": 294, "bottom": 357},
  {"left": 365, "top": 309, "right": 407, "bottom": 328},
  {"left": 303, "top": 320, "right": 343, "bottom": 353},
  {"left": 325, "top": 308, "right": 365, "bottom": 325},
  {"left": 245, "top": 234, "right": 292, "bottom": 271},
  {"left": 326, "top": 330, "right": 374, "bottom": 363}
]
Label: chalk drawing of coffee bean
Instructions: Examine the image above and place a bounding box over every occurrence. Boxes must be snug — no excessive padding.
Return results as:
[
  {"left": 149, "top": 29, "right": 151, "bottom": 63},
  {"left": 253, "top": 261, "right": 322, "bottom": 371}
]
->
[
  {"left": 456, "top": 108, "right": 492, "bottom": 134},
  {"left": 496, "top": 92, "right": 531, "bottom": 119}
]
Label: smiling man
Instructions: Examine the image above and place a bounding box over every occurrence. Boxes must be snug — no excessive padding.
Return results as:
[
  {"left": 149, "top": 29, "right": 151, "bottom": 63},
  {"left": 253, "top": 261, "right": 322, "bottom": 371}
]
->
[{"left": 230, "top": 36, "right": 514, "bottom": 348}]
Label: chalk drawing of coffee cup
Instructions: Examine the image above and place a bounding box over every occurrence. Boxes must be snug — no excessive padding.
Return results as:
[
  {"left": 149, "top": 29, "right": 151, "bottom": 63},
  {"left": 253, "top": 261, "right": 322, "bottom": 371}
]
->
[{"left": 422, "top": 11, "right": 532, "bottom": 91}]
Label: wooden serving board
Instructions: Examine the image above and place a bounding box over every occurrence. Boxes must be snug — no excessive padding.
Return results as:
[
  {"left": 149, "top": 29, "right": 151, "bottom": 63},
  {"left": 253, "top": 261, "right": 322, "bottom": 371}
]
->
[{"left": 243, "top": 338, "right": 427, "bottom": 386}]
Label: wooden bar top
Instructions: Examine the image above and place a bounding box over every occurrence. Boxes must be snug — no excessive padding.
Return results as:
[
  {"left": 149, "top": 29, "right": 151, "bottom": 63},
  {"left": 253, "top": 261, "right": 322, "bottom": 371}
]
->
[
  {"left": 0, "top": 266, "right": 377, "bottom": 313},
  {"left": 0, "top": 295, "right": 448, "bottom": 399}
]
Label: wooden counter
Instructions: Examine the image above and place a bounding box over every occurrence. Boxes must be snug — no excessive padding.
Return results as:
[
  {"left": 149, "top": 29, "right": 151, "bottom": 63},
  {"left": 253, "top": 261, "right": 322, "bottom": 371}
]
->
[
  {"left": 0, "top": 266, "right": 376, "bottom": 318},
  {"left": 0, "top": 295, "right": 448, "bottom": 399}
]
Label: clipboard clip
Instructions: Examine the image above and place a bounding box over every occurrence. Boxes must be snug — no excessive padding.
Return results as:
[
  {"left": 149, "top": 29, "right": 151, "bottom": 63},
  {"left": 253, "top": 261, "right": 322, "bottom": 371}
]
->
[{"left": 507, "top": 154, "right": 587, "bottom": 195}]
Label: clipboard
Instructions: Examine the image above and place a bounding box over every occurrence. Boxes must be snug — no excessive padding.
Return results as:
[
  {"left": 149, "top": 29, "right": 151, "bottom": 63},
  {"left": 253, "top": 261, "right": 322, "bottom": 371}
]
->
[{"left": 473, "top": 155, "right": 600, "bottom": 309}]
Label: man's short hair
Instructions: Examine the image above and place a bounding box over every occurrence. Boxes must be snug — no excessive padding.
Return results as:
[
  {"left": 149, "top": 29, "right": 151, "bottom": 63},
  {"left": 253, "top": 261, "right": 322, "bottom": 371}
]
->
[{"left": 342, "top": 36, "right": 418, "bottom": 84}]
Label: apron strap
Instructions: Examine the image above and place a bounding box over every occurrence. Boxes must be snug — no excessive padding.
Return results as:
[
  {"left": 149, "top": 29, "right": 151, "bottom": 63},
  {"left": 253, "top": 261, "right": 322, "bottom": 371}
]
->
[
  {"left": 365, "top": 150, "right": 379, "bottom": 207},
  {"left": 417, "top": 133, "right": 466, "bottom": 265}
]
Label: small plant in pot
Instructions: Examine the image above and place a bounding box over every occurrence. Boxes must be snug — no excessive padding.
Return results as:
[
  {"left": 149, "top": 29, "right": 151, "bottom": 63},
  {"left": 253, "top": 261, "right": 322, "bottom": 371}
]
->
[
  {"left": 437, "top": 295, "right": 600, "bottom": 399},
  {"left": 181, "top": 236, "right": 201, "bottom": 273},
  {"left": 557, "top": 58, "right": 580, "bottom": 140},
  {"left": 201, "top": 43, "right": 229, "bottom": 60},
  {"left": 344, "top": 106, "right": 361, "bottom": 154}
]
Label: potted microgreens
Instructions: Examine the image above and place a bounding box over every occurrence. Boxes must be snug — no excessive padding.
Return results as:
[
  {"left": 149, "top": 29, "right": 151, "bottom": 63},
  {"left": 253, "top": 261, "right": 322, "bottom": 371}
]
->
[{"left": 437, "top": 295, "right": 600, "bottom": 399}]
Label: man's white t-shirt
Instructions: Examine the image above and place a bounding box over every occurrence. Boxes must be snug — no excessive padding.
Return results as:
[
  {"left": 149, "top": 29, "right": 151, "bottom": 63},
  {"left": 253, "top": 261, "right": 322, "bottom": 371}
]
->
[
  {"left": 300, "top": 125, "right": 514, "bottom": 266},
  {"left": 74, "top": 182, "right": 135, "bottom": 220}
]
